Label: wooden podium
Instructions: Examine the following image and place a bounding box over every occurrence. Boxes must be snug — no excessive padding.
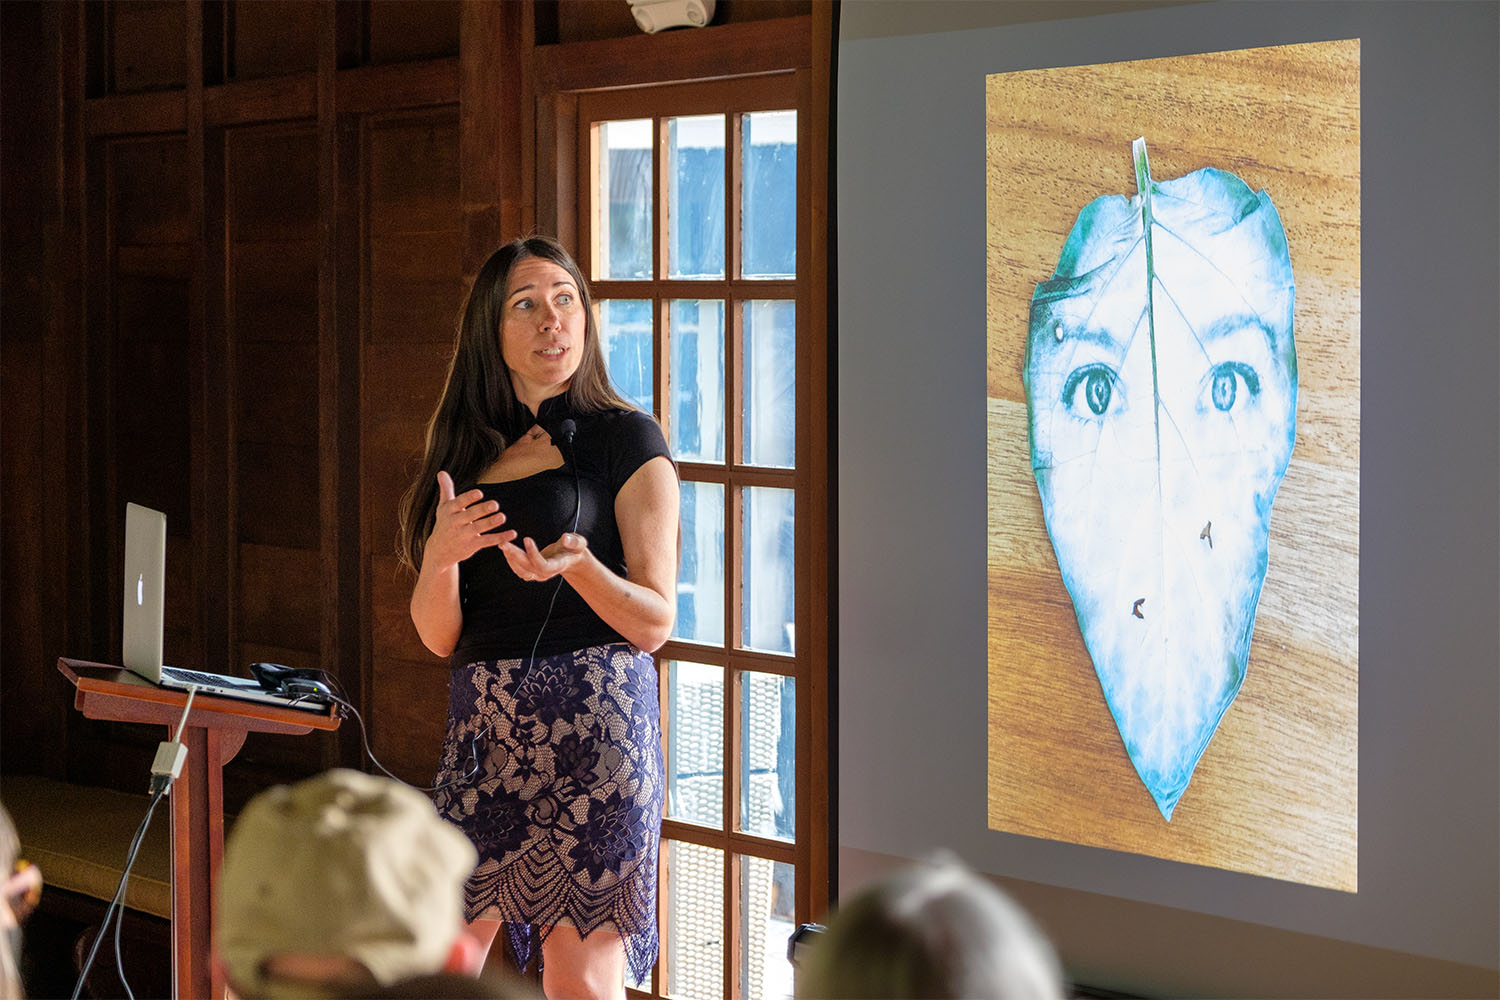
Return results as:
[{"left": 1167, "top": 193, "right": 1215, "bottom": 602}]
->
[{"left": 57, "top": 658, "right": 341, "bottom": 1000}]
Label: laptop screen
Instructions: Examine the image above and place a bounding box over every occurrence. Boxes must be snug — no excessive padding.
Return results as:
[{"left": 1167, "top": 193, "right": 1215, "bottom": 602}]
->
[{"left": 121, "top": 502, "right": 167, "bottom": 681}]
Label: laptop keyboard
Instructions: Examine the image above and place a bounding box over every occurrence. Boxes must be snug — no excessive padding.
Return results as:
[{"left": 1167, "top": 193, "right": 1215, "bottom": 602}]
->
[{"left": 161, "top": 666, "right": 258, "bottom": 689}]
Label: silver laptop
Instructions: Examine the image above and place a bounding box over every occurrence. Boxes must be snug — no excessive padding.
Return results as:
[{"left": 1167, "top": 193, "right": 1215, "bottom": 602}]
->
[{"left": 122, "top": 503, "right": 328, "bottom": 712}]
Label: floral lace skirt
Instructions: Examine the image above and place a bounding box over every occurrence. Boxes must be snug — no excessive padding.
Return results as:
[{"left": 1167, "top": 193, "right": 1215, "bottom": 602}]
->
[{"left": 433, "top": 643, "right": 663, "bottom": 983}]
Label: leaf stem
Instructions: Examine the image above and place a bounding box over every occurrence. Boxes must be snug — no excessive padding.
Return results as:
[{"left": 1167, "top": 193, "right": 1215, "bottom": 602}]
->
[{"left": 1133, "top": 137, "right": 1163, "bottom": 489}]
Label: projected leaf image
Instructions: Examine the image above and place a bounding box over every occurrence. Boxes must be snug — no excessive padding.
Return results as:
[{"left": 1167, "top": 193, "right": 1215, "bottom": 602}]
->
[{"left": 1024, "top": 138, "right": 1297, "bottom": 820}]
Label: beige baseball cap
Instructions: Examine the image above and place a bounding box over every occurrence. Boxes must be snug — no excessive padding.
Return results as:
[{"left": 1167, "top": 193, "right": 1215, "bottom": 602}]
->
[{"left": 216, "top": 768, "right": 478, "bottom": 997}]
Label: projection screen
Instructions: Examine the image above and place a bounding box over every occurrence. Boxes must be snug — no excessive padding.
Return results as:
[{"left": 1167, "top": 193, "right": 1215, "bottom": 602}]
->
[{"left": 837, "top": 0, "right": 1496, "bottom": 988}]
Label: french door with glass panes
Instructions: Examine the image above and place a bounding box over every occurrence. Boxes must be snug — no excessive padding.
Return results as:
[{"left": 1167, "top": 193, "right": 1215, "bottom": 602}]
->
[{"left": 578, "top": 73, "right": 821, "bottom": 1000}]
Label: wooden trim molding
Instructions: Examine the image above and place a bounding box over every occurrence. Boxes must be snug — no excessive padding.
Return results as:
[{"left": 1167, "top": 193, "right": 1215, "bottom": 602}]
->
[
  {"left": 545, "top": 16, "right": 834, "bottom": 990},
  {"left": 84, "top": 90, "right": 186, "bottom": 137},
  {"left": 809, "top": 0, "right": 836, "bottom": 920},
  {"left": 535, "top": 15, "right": 811, "bottom": 93},
  {"left": 335, "top": 57, "right": 459, "bottom": 115},
  {"left": 85, "top": 59, "right": 461, "bottom": 138},
  {"left": 204, "top": 74, "right": 317, "bottom": 126}
]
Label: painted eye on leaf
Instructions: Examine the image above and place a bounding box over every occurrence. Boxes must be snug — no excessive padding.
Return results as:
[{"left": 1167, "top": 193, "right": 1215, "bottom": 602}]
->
[
  {"left": 1062, "top": 364, "right": 1122, "bottom": 419},
  {"left": 1205, "top": 361, "right": 1260, "bottom": 413}
]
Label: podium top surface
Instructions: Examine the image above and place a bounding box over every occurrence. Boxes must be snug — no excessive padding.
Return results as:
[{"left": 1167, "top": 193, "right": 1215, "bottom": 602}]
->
[{"left": 57, "top": 657, "right": 341, "bottom": 734}]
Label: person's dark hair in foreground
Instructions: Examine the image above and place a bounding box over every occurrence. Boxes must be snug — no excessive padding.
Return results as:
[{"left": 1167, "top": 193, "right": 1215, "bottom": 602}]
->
[{"left": 794, "top": 857, "right": 1065, "bottom": 1000}]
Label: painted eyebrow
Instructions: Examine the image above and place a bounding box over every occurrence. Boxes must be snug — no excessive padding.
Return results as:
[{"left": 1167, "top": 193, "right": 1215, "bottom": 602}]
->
[
  {"left": 1050, "top": 324, "right": 1129, "bottom": 351},
  {"left": 1051, "top": 312, "right": 1266, "bottom": 350},
  {"left": 1194, "top": 313, "right": 1268, "bottom": 342}
]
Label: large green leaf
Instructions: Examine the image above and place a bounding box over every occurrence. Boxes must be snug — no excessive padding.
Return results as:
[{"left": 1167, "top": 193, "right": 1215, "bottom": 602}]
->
[{"left": 1024, "top": 138, "right": 1297, "bottom": 819}]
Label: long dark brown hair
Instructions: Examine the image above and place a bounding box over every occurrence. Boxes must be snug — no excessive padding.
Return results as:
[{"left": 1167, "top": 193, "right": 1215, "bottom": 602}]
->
[{"left": 396, "top": 236, "right": 634, "bottom": 576}]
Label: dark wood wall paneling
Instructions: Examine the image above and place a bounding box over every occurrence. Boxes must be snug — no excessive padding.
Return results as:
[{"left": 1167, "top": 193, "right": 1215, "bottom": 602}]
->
[
  {"left": 369, "top": 1, "right": 463, "bottom": 66},
  {"left": 363, "top": 111, "right": 465, "bottom": 783},
  {"left": 96, "top": 136, "right": 198, "bottom": 787},
  {"left": 229, "top": 1, "right": 319, "bottom": 81},
  {"left": 1, "top": 0, "right": 468, "bottom": 803},
  {"left": 109, "top": 0, "right": 187, "bottom": 93},
  {"left": 3, "top": 0, "right": 819, "bottom": 815},
  {"left": 1, "top": 0, "right": 75, "bottom": 779},
  {"left": 226, "top": 124, "right": 329, "bottom": 785}
]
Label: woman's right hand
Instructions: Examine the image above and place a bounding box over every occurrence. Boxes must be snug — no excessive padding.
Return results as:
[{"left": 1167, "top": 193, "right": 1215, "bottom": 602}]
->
[
  {"left": 423, "top": 470, "right": 517, "bottom": 572},
  {"left": 411, "top": 471, "right": 515, "bottom": 657}
]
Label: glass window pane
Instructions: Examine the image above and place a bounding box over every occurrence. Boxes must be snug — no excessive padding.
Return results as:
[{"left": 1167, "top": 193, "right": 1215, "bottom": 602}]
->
[
  {"left": 599, "top": 298, "right": 653, "bottom": 411},
  {"left": 667, "top": 840, "right": 725, "bottom": 1000},
  {"left": 741, "top": 110, "right": 796, "bottom": 279},
  {"left": 739, "top": 672, "right": 795, "bottom": 841},
  {"left": 599, "top": 119, "right": 652, "bottom": 280},
  {"left": 675, "top": 480, "right": 724, "bottom": 645},
  {"left": 669, "top": 298, "right": 725, "bottom": 463},
  {"left": 668, "top": 114, "right": 725, "bottom": 280},
  {"left": 740, "top": 855, "right": 795, "bottom": 1000},
  {"left": 741, "top": 486, "right": 794, "bottom": 654},
  {"left": 742, "top": 300, "right": 795, "bottom": 468},
  {"left": 668, "top": 661, "right": 724, "bottom": 828}
]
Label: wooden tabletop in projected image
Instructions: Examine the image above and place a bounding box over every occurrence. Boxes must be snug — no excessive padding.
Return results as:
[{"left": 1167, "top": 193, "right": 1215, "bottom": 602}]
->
[{"left": 984, "top": 40, "right": 1358, "bottom": 891}]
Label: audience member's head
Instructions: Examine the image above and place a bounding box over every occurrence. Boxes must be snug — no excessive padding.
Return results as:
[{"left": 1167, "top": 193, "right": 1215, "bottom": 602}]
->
[
  {"left": 795, "top": 856, "right": 1065, "bottom": 1000},
  {"left": 215, "top": 768, "right": 481, "bottom": 998},
  {"left": 2, "top": 802, "right": 43, "bottom": 1000}
]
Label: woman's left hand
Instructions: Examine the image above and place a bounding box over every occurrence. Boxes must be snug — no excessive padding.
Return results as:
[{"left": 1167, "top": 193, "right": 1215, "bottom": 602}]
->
[{"left": 501, "top": 532, "right": 591, "bottom": 583}]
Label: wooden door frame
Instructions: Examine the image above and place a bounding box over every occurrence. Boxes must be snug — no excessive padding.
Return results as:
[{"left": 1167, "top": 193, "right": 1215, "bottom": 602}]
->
[{"left": 532, "top": 5, "right": 835, "bottom": 944}]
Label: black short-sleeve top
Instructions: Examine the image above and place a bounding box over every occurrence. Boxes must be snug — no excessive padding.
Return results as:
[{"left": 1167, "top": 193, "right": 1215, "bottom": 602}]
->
[{"left": 451, "top": 395, "right": 673, "bottom": 666}]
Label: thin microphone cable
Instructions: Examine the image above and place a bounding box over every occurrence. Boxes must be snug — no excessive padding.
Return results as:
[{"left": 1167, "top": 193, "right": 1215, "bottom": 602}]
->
[
  {"left": 295, "top": 683, "right": 488, "bottom": 795},
  {"left": 314, "top": 420, "right": 583, "bottom": 796},
  {"left": 520, "top": 418, "right": 581, "bottom": 686},
  {"left": 111, "top": 862, "right": 136, "bottom": 999},
  {"left": 70, "top": 783, "right": 165, "bottom": 1000}
]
